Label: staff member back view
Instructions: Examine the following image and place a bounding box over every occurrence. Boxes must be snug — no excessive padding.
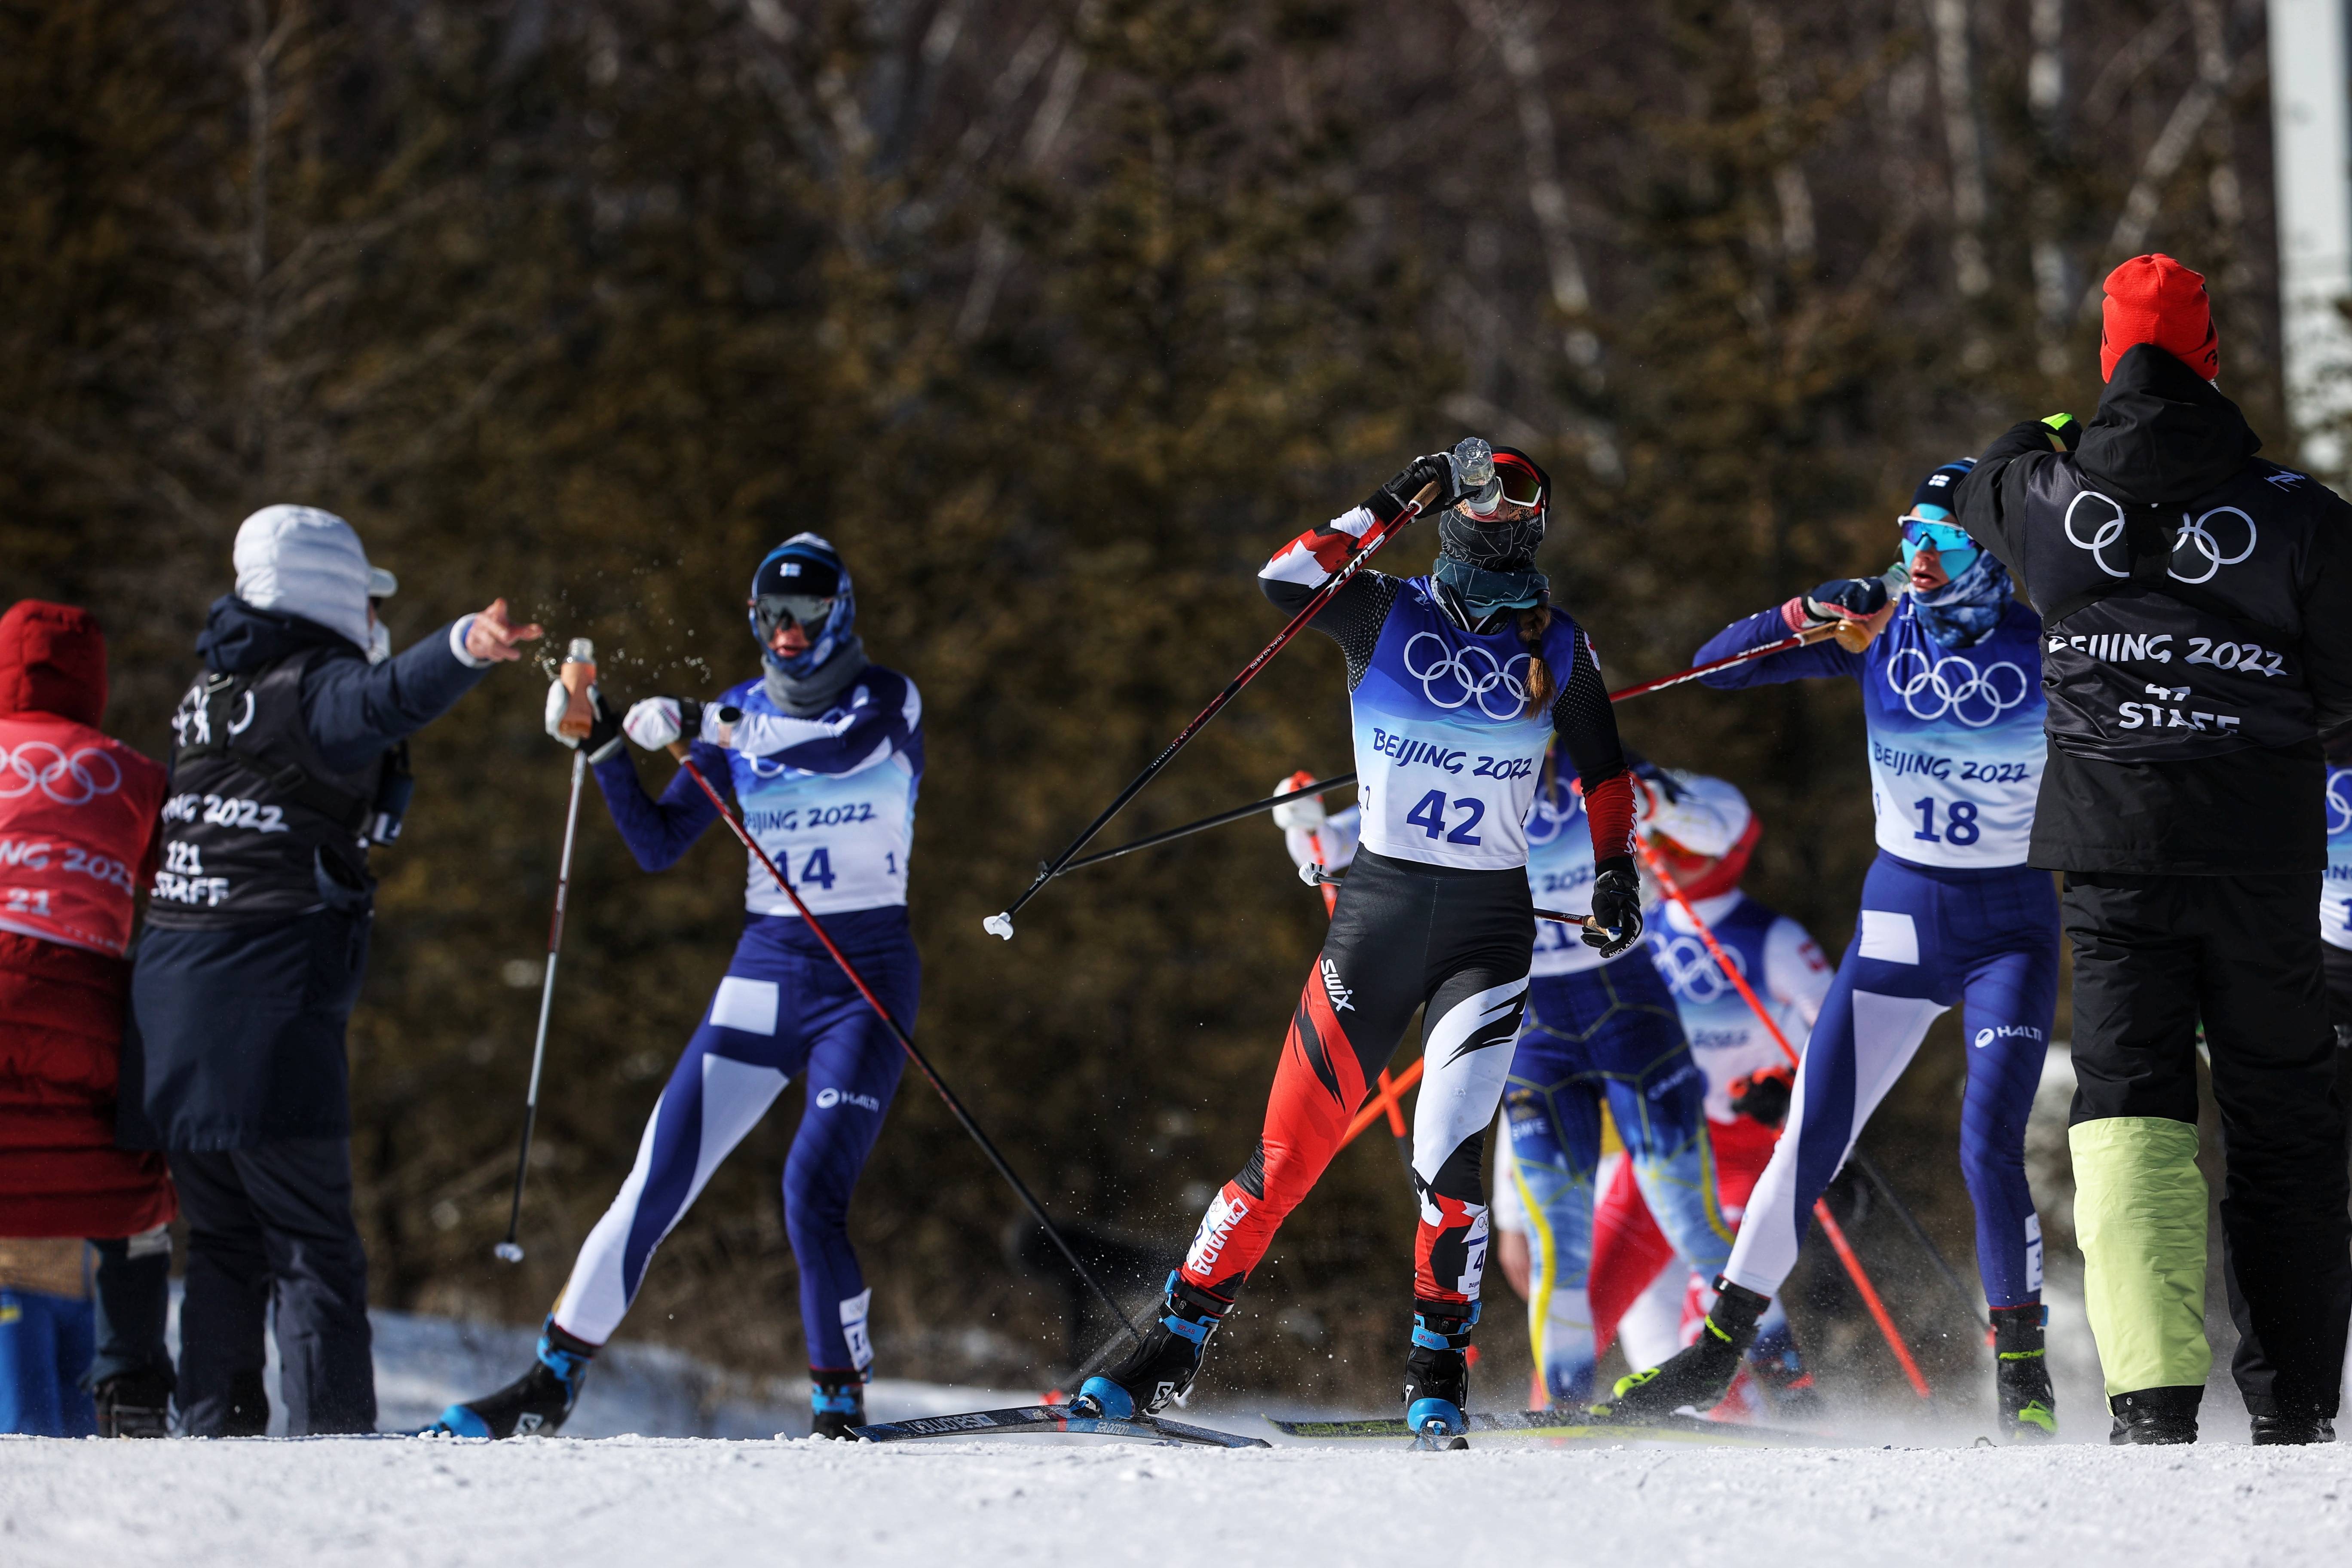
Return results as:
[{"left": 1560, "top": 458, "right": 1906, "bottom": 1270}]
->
[{"left": 1956, "top": 255, "right": 2352, "bottom": 1446}]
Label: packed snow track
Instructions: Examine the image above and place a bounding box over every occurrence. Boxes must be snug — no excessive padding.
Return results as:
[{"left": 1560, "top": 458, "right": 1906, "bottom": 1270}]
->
[{"left": 7, "top": 1429, "right": 2351, "bottom": 1567}]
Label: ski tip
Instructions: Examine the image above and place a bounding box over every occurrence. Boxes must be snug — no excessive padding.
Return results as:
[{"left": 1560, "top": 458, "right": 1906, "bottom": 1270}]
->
[{"left": 983, "top": 912, "right": 1014, "bottom": 941}]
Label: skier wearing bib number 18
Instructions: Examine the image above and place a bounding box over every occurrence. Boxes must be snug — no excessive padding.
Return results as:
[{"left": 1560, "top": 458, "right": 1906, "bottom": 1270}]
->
[
  {"left": 1602, "top": 462, "right": 2062, "bottom": 1440},
  {"left": 434, "top": 534, "right": 922, "bottom": 1441},
  {"left": 1075, "top": 442, "right": 1648, "bottom": 1448}
]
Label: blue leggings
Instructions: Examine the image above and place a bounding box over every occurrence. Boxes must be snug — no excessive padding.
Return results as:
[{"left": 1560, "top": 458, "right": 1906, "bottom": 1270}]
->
[
  {"left": 0, "top": 1288, "right": 95, "bottom": 1437},
  {"left": 1723, "top": 851, "right": 2056, "bottom": 1307},
  {"left": 1503, "top": 958, "right": 1731, "bottom": 1402},
  {"left": 553, "top": 911, "right": 915, "bottom": 1377}
]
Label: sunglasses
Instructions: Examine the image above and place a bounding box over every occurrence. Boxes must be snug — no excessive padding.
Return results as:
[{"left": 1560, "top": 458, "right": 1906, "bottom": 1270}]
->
[
  {"left": 753, "top": 593, "right": 837, "bottom": 637},
  {"left": 1899, "top": 518, "right": 1971, "bottom": 554},
  {"left": 1461, "top": 459, "right": 1546, "bottom": 518}
]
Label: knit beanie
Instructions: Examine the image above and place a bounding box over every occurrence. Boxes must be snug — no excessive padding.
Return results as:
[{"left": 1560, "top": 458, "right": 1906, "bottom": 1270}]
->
[{"left": 2100, "top": 254, "right": 2218, "bottom": 382}]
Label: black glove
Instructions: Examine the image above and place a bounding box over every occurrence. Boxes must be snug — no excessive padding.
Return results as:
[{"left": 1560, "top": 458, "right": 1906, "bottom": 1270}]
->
[
  {"left": 1798, "top": 576, "right": 1890, "bottom": 625},
  {"left": 1364, "top": 453, "right": 1458, "bottom": 524},
  {"left": 1581, "top": 858, "right": 1645, "bottom": 958},
  {"left": 580, "top": 687, "right": 625, "bottom": 763},
  {"left": 2040, "top": 412, "right": 2081, "bottom": 452},
  {"left": 1728, "top": 1066, "right": 1795, "bottom": 1129}
]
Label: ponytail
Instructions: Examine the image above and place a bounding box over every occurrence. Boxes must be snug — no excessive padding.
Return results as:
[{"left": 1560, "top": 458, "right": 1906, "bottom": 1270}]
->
[{"left": 1517, "top": 599, "right": 1555, "bottom": 718}]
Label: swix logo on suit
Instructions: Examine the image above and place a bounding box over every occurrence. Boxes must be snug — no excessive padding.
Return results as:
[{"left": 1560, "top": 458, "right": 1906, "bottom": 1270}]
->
[
  {"left": 1859, "top": 601, "right": 2045, "bottom": 869},
  {"left": 1349, "top": 579, "right": 1584, "bottom": 872}
]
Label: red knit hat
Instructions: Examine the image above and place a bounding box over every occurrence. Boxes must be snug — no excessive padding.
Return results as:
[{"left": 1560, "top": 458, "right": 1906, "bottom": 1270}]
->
[
  {"left": 2100, "top": 254, "right": 2218, "bottom": 382},
  {"left": 0, "top": 600, "right": 107, "bottom": 726}
]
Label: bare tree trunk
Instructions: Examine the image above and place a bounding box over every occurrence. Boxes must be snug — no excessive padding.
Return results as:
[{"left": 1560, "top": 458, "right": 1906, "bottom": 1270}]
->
[
  {"left": 1747, "top": 3, "right": 1817, "bottom": 268},
  {"left": 1928, "top": 0, "right": 1991, "bottom": 300},
  {"left": 2029, "top": 0, "right": 2072, "bottom": 374},
  {"left": 2081, "top": 0, "right": 2236, "bottom": 314}
]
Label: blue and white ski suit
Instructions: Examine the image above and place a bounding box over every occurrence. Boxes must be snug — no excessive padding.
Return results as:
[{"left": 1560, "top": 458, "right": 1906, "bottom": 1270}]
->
[
  {"left": 551, "top": 668, "right": 923, "bottom": 1380},
  {"left": 1694, "top": 597, "right": 2056, "bottom": 1309}
]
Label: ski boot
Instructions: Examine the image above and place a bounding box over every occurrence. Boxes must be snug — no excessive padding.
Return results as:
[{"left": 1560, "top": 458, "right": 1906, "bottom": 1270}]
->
[
  {"left": 2250, "top": 1411, "right": 2336, "bottom": 1446},
  {"left": 1605, "top": 1278, "right": 1768, "bottom": 1420},
  {"left": 1990, "top": 1303, "right": 2055, "bottom": 1440},
  {"left": 93, "top": 1372, "right": 173, "bottom": 1438},
  {"left": 811, "top": 1376, "right": 865, "bottom": 1440},
  {"left": 1073, "top": 1273, "right": 1228, "bottom": 1419},
  {"left": 2107, "top": 1387, "right": 2198, "bottom": 1445},
  {"left": 431, "top": 1317, "right": 596, "bottom": 1438},
  {"left": 1746, "top": 1323, "right": 1821, "bottom": 1419},
  {"left": 1403, "top": 1302, "right": 1478, "bottom": 1450}
]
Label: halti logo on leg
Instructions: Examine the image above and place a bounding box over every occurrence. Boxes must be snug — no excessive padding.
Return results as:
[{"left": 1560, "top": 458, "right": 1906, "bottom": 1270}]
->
[
  {"left": 1320, "top": 957, "right": 1356, "bottom": 1012},
  {"left": 815, "top": 1087, "right": 882, "bottom": 1111},
  {"left": 1972, "top": 1024, "right": 2046, "bottom": 1048}
]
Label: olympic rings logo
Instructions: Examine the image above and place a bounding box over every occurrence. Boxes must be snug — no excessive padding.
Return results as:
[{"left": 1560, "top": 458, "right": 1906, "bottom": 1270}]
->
[
  {"left": 1885, "top": 647, "right": 2030, "bottom": 727},
  {"left": 1401, "top": 633, "right": 1531, "bottom": 722},
  {"left": 2063, "top": 489, "right": 2257, "bottom": 584},
  {"left": 1523, "top": 782, "right": 1574, "bottom": 845},
  {"left": 2329, "top": 770, "right": 2352, "bottom": 838},
  {"left": 0, "top": 742, "right": 124, "bottom": 805},
  {"left": 1652, "top": 934, "right": 1740, "bottom": 1002}
]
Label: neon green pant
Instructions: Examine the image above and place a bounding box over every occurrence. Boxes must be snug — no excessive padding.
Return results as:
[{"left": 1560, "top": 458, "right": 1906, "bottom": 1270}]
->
[{"left": 2070, "top": 1117, "right": 2210, "bottom": 1396}]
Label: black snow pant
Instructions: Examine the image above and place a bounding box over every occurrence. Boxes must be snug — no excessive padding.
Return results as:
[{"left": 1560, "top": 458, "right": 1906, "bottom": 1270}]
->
[
  {"left": 82, "top": 1230, "right": 175, "bottom": 1393},
  {"left": 2226, "top": 940, "right": 2352, "bottom": 1416},
  {"left": 171, "top": 1137, "right": 374, "bottom": 1435},
  {"left": 2065, "top": 872, "right": 2352, "bottom": 1417}
]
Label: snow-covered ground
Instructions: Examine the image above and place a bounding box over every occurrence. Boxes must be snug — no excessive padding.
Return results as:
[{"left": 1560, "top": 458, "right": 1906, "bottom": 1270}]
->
[{"left": 8, "top": 1425, "right": 2352, "bottom": 1567}]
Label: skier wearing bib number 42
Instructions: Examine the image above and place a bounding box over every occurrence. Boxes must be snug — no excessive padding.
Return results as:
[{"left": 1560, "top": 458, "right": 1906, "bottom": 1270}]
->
[
  {"left": 1074, "top": 443, "right": 1648, "bottom": 1447},
  {"left": 434, "top": 534, "right": 922, "bottom": 1442},
  {"left": 1602, "top": 462, "right": 2062, "bottom": 1440}
]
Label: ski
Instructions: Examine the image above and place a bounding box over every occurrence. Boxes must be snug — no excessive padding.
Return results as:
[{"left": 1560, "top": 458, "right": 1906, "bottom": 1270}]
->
[
  {"left": 849, "top": 1404, "right": 1270, "bottom": 1449},
  {"left": 1265, "top": 1407, "right": 1825, "bottom": 1446}
]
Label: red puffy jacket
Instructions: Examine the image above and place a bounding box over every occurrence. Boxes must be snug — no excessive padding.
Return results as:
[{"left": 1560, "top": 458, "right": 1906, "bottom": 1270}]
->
[{"left": 0, "top": 600, "right": 174, "bottom": 1237}]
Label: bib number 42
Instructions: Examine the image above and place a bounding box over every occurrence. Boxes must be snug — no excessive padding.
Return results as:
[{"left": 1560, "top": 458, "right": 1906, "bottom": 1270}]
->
[{"left": 1406, "top": 790, "right": 1485, "bottom": 845}]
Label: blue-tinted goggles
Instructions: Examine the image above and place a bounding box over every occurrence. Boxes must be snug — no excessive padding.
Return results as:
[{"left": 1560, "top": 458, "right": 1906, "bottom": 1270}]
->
[{"left": 1899, "top": 517, "right": 1976, "bottom": 568}]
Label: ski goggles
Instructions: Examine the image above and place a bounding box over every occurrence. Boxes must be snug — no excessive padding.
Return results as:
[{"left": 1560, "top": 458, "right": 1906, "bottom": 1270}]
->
[
  {"left": 752, "top": 593, "right": 837, "bottom": 637},
  {"left": 1899, "top": 516, "right": 1977, "bottom": 572},
  {"left": 1460, "top": 457, "right": 1546, "bottom": 518}
]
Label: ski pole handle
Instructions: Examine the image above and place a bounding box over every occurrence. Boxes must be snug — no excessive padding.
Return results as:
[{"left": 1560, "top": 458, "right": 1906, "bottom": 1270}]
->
[{"left": 557, "top": 637, "right": 597, "bottom": 739}]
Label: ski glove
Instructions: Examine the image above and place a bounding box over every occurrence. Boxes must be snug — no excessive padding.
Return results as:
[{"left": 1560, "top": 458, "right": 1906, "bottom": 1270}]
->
[
  {"left": 622, "top": 696, "right": 703, "bottom": 752},
  {"left": 1363, "top": 453, "right": 1459, "bottom": 525},
  {"left": 544, "top": 681, "right": 625, "bottom": 763},
  {"left": 1795, "top": 576, "right": 1890, "bottom": 627},
  {"left": 1728, "top": 1064, "right": 1795, "bottom": 1129},
  {"left": 1582, "top": 858, "right": 1645, "bottom": 958}
]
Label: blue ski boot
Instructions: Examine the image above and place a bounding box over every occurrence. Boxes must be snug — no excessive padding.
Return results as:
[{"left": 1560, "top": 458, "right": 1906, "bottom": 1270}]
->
[
  {"left": 1073, "top": 1274, "right": 1228, "bottom": 1418},
  {"left": 1404, "top": 1302, "right": 1478, "bottom": 1450},
  {"left": 811, "top": 1376, "right": 865, "bottom": 1440},
  {"left": 430, "top": 1317, "right": 594, "bottom": 1438}
]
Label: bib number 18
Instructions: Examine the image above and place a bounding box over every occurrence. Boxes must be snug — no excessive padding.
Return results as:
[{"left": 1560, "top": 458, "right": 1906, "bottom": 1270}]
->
[
  {"left": 1406, "top": 790, "right": 1485, "bottom": 845},
  {"left": 1911, "top": 796, "right": 1980, "bottom": 846}
]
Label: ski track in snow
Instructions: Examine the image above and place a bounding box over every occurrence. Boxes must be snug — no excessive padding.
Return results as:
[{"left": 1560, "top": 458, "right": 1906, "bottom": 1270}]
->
[{"left": 6, "top": 1431, "right": 2351, "bottom": 1567}]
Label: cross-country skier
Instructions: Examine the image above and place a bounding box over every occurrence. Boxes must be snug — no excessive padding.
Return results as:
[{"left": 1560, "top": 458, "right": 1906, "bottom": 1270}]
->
[
  {"left": 1604, "top": 462, "right": 2061, "bottom": 1440},
  {"left": 1269, "top": 755, "right": 1733, "bottom": 1410},
  {"left": 1074, "top": 445, "right": 1647, "bottom": 1445},
  {"left": 1589, "top": 770, "right": 1829, "bottom": 1410},
  {"left": 435, "top": 534, "right": 922, "bottom": 1441}
]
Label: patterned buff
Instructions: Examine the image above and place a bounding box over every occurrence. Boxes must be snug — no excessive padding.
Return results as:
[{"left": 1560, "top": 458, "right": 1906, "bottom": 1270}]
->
[
  {"left": 1911, "top": 550, "right": 2012, "bottom": 650},
  {"left": 750, "top": 532, "right": 869, "bottom": 717}
]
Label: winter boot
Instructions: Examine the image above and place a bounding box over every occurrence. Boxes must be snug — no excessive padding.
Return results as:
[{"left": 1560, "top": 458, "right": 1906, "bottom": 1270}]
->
[
  {"left": 1746, "top": 1323, "right": 1821, "bottom": 1419},
  {"left": 431, "top": 1317, "right": 596, "bottom": 1438},
  {"left": 1403, "top": 1302, "right": 1479, "bottom": 1449},
  {"left": 93, "top": 1371, "right": 173, "bottom": 1438},
  {"left": 1991, "top": 1303, "right": 2056, "bottom": 1440},
  {"left": 2250, "top": 1411, "right": 2336, "bottom": 1446},
  {"left": 811, "top": 1377, "right": 866, "bottom": 1440},
  {"left": 2107, "top": 1386, "right": 2199, "bottom": 1445},
  {"left": 1074, "top": 1273, "right": 1228, "bottom": 1419},
  {"left": 1607, "top": 1278, "right": 1769, "bottom": 1419}
]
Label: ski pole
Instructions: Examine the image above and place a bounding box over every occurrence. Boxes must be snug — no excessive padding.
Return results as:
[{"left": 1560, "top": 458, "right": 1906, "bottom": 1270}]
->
[
  {"left": 1057, "top": 773, "right": 1359, "bottom": 874},
  {"left": 496, "top": 638, "right": 598, "bottom": 1264},
  {"left": 1639, "top": 843, "right": 1933, "bottom": 1400},
  {"left": 665, "top": 744, "right": 1146, "bottom": 1350},
  {"left": 1604, "top": 619, "right": 1855, "bottom": 704},
  {"left": 984, "top": 478, "right": 1442, "bottom": 941},
  {"left": 1850, "top": 1152, "right": 1992, "bottom": 1336}
]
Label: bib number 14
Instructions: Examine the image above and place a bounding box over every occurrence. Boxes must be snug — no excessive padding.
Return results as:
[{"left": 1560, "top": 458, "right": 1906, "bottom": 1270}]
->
[{"left": 1406, "top": 790, "right": 1485, "bottom": 845}]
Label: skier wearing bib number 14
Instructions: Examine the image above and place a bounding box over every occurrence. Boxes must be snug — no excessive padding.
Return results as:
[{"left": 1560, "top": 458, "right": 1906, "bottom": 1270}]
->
[
  {"left": 1602, "top": 462, "right": 2062, "bottom": 1440},
  {"left": 1075, "top": 443, "right": 1649, "bottom": 1448},
  {"left": 435, "top": 534, "right": 922, "bottom": 1441}
]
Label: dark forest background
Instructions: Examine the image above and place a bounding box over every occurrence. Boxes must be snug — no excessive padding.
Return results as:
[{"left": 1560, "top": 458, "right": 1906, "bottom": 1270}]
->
[{"left": 2, "top": 0, "right": 2295, "bottom": 1412}]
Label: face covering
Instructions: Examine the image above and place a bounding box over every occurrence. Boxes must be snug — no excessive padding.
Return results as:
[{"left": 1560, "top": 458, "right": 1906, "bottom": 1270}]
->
[
  {"left": 1910, "top": 550, "right": 2011, "bottom": 649},
  {"left": 1430, "top": 555, "right": 1547, "bottom": 633}
]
